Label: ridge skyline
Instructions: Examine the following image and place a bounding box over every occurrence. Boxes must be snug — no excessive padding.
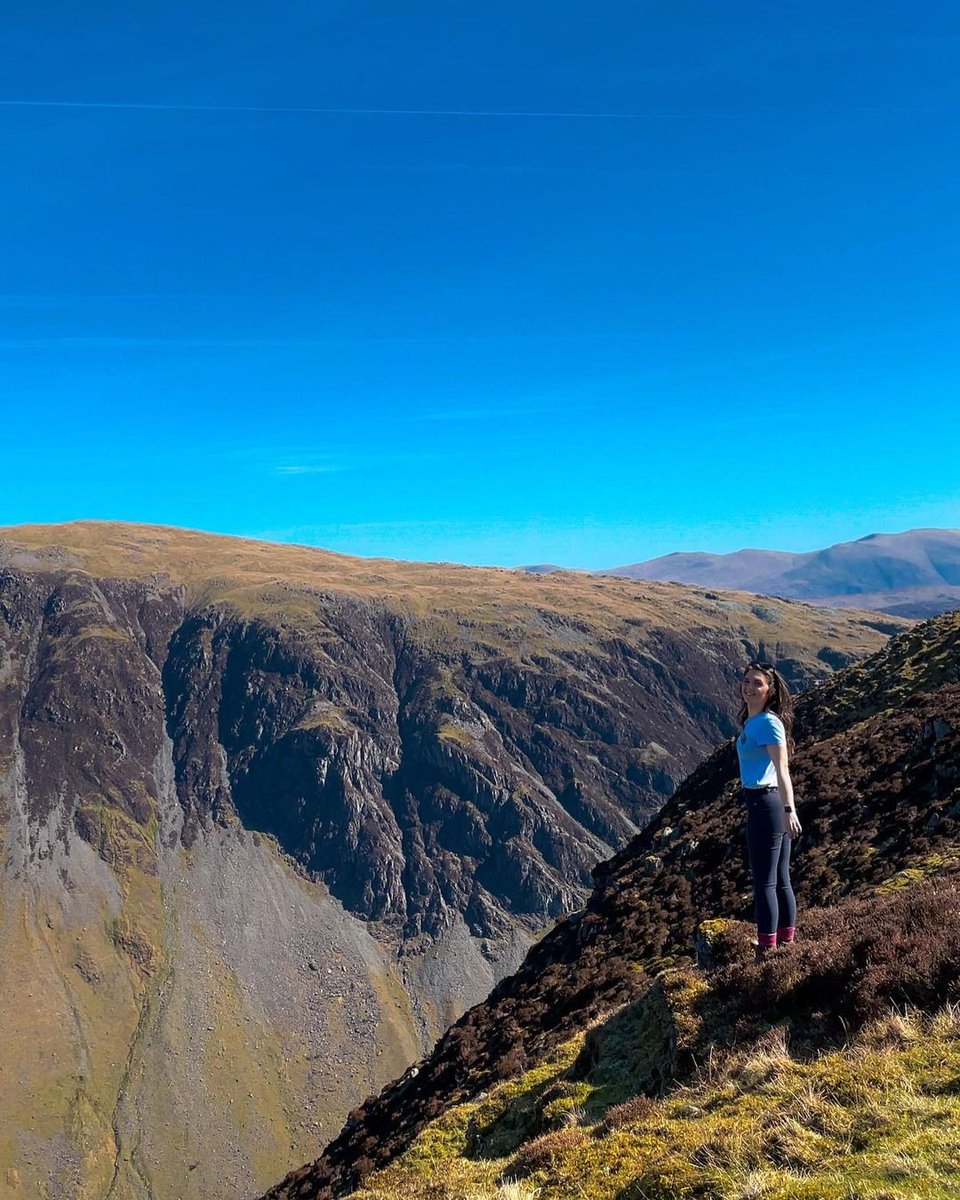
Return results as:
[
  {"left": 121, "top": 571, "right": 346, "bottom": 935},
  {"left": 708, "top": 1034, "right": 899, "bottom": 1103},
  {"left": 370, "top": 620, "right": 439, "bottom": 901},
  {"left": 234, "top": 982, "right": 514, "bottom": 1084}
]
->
[
  {"left": 6, "top": 520, "right": 960, "bottom": 621},
  {"left": 5, "top": 516, "right": 959, "bottom": 569}
]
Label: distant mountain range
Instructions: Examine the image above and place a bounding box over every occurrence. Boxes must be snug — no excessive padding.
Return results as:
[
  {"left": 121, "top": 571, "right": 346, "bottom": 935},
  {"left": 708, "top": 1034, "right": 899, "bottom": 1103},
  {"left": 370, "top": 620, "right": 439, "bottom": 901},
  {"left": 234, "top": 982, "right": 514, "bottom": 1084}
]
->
[
  {"left": 608, "top": 528, "right": 960, "bottom": 617},
  {"left": 524, "top": 529, "right": 960, "bottom": 619}
]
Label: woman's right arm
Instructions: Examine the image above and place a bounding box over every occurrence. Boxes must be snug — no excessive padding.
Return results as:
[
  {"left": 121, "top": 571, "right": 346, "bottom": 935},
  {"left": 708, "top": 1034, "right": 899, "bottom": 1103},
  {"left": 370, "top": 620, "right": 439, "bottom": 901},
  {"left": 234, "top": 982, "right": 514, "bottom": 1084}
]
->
[{"left": 766, "top": 743, "right": 802, "bottom": 839}]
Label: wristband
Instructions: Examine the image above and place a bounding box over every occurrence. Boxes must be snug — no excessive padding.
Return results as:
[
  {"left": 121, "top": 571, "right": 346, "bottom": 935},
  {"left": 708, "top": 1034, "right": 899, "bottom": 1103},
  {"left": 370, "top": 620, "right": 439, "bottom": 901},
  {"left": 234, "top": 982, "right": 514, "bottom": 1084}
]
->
[{"left": 783, "top": 806, "right": 795, "bottom": 812}]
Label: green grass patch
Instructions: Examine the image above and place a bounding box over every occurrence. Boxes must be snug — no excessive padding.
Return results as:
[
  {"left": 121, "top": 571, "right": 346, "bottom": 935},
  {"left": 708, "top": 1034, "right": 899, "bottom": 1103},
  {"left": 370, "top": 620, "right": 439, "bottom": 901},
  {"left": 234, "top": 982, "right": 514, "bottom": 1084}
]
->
[{"left": 353, "top": 995, "right": 960, "bottom": 1200}]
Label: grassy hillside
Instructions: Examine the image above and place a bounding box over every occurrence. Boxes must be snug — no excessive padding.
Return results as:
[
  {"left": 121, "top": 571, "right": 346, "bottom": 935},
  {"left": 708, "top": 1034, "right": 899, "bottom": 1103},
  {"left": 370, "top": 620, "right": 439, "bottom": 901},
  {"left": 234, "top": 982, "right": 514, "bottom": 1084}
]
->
[
  {"left": 0, "top": 520, "right": 902, "bottom": 660},
  {"left": 352, "top": 870, "right": 960, "bottom": 1200}
]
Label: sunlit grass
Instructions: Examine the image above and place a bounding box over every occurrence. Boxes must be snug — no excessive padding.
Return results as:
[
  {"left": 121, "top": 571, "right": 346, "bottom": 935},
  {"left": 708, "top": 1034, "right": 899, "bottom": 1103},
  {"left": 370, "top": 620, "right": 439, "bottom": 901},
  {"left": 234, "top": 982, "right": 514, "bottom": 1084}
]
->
[
  {"left": 0, "top": 519, "right": 901, "bottom": 664},
  {"left": 352, "top": 995, "right": 960, "bottom": 1200}
]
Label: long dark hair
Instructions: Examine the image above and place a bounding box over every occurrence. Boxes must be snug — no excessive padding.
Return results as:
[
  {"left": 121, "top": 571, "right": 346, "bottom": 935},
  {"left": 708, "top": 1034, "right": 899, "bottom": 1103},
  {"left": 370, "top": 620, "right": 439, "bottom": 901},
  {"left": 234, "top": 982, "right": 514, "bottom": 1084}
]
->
[{"left": 737, "top": 661, "right": 795, "bottom": 748}]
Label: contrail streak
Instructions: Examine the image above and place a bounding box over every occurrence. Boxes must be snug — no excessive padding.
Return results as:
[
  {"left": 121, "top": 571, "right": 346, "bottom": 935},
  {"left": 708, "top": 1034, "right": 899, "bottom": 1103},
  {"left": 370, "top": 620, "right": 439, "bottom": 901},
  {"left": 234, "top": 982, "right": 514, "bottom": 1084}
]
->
[
  {"left": 0, "top": 98, "right": 909, "bottom": 124},
  {"left": 0, "top": 98, "right": 676, "bottom": 120}
]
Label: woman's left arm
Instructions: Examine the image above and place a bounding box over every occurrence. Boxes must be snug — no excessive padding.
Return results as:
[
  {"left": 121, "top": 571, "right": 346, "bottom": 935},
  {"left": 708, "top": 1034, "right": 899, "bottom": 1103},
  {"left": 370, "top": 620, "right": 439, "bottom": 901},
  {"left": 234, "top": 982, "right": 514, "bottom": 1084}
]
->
[{"left": 766, "top": 744, "right": 802, "bottom": 839}]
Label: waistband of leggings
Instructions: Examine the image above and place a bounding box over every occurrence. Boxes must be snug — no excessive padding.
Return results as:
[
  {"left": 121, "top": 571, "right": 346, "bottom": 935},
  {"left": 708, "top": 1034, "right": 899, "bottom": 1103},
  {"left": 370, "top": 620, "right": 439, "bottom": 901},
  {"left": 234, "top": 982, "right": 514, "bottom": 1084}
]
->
[{"left": 741, "top": 785, "right": 779, "bottom": 794}]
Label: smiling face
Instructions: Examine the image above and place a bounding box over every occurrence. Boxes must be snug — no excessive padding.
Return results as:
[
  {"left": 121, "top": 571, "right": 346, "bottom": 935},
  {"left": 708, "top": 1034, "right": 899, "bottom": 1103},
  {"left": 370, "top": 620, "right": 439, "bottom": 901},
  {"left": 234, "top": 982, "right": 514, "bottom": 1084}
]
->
[{"left": 741, "top": 668, "right": 774, "bottom": 711}]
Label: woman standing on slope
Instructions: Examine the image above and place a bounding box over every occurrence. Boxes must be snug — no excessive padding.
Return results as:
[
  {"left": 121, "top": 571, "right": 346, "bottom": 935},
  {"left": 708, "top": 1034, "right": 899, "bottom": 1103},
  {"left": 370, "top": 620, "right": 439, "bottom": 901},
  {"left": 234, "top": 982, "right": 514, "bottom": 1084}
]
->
[{"left": 737, "top": 662, "right": 802, "bottom": 961}]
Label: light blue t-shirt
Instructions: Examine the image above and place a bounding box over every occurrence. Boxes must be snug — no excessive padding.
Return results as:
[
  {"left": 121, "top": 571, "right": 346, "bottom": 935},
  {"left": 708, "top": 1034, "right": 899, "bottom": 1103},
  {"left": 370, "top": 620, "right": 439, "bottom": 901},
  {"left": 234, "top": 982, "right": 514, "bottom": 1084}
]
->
[{"left": 736, "top": 712, "right": 786, "bottom": 788}]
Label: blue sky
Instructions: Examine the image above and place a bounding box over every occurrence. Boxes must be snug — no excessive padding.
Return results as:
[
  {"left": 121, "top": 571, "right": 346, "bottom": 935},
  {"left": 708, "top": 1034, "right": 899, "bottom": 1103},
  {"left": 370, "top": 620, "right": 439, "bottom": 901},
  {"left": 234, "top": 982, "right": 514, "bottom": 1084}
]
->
[{"left": 2, "top": 2, "right": 958, "bottom": 568}]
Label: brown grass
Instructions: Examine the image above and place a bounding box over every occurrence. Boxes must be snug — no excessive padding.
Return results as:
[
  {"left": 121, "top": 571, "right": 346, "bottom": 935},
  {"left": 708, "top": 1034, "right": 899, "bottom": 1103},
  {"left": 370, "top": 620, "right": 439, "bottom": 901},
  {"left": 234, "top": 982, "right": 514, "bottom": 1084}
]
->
[{"left": 0, "top": 520, "right": 903, "bottom": 657}]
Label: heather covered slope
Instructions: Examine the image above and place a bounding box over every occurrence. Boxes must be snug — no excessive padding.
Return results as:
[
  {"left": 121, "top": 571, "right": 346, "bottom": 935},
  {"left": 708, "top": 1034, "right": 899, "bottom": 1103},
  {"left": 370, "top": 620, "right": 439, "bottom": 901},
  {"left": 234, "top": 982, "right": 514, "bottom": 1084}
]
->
[
  {"left": 263, "top": 609, "right": 960, "bottom": 1199},
  {"left": 350, "top": 874, "right": 960, "bottom": 1200},
  {"left": 0, "top": 521, "right": 895, "bottom": 1199}
]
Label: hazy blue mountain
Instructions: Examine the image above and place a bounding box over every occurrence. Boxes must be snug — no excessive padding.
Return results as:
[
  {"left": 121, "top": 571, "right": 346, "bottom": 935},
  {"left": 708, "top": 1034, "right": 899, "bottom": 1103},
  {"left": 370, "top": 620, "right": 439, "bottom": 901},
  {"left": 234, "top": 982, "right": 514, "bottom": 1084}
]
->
[{"left": 605, "top": 528, "right": 960, "bottom": 618}]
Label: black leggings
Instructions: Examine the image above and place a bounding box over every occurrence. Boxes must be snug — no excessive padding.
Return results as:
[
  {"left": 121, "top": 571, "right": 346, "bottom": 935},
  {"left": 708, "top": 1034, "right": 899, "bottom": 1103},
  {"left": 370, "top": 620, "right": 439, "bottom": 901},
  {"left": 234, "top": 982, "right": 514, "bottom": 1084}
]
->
[{"left": 744, "top": 788, "right": 797, "bottom": 936}]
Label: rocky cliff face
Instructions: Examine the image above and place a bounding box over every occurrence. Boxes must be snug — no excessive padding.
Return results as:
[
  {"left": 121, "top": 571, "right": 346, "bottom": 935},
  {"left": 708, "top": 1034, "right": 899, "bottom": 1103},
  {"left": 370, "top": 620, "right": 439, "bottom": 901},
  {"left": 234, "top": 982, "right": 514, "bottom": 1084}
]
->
[
  {"left": 263, "top": 607, "right": 960, "bottom": 1200},
  {"left": 0, "top": 521, "right": 900, "bottom": 1199}
]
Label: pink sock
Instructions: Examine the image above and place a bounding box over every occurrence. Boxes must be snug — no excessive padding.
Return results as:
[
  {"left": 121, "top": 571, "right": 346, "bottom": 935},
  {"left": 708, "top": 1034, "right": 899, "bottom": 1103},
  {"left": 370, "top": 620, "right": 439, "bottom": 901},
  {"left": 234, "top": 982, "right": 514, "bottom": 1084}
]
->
[
  {"left": 777, "top": 926, "right": 796, "bottom": 945},
  {"left": 757, "top": 932, "right": 777, "bottom": 948}
]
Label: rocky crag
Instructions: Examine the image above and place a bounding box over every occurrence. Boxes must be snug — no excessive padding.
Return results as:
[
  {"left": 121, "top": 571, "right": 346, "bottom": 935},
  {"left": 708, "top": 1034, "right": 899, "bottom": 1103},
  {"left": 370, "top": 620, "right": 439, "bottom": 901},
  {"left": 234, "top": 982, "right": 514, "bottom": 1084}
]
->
[
  {"left": 0, "top": 521, "right": 899, "bottom": 1199},
  {"left": 263, "top": 608, "right": 960, "bottom": 1199}
]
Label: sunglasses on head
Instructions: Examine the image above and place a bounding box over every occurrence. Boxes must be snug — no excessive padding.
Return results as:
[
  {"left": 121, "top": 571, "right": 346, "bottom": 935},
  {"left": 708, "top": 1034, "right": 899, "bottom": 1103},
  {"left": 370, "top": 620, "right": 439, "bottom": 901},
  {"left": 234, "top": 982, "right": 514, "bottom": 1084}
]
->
[{"left": 746, "top": 661, "right": 775, "bottom": 671}]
